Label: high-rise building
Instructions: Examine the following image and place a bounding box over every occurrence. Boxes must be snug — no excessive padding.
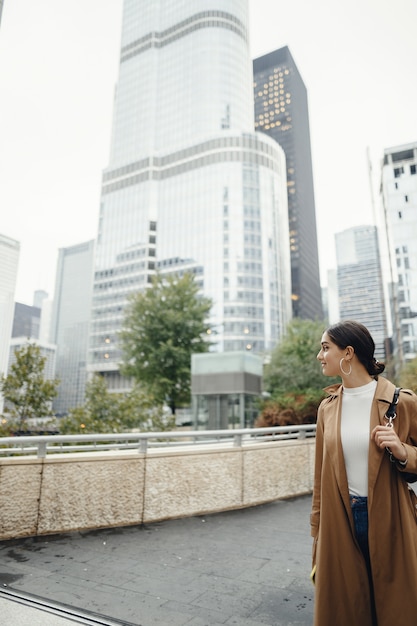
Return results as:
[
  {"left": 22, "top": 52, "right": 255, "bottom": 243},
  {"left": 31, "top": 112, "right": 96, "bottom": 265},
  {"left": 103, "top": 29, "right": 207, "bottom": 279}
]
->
[
  {"left": 33, "top": 290, "right": 48, "bottom": 310},
  {"left": 335, "top": 225, "right": 387, "bottom": 360},
  {"left": 0, "top": 233, "right": 20, "bottom": 411},
  {"left": 50, "top": 240, "right": 95, "bottom": 414},
  {"left": 253, "top": 46, "right": 323, "bottom": 320},
  {"left": 381, "top": 141, "right": 417, "bottom": 363},
  {"left": 89, "top": 1, "right": 292, "bottom": 390},
  {"left": 12, "top": 302, "right": 41, "bottom": 339}
]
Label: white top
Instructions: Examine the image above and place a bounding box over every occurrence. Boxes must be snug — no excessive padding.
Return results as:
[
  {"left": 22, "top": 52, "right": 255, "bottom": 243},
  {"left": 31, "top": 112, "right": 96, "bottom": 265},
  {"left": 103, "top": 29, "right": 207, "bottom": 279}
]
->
[{"left": 340, "top": 380, "right": 377, "bottom": 497}]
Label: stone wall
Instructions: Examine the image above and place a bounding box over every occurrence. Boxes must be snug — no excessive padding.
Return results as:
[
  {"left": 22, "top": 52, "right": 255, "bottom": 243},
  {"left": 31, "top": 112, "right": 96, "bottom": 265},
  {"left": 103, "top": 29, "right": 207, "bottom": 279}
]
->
[{"left": 0, "top": 438, "right": 315, "bottom": 540}]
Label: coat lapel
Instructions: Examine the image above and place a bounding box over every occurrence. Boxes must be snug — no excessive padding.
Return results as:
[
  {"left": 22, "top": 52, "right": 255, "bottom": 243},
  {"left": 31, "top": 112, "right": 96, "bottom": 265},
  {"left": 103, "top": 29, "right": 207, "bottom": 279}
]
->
[
  {"left": 368, "top": 377, "right": 396, "bottom": 506},
  {"left": 322, "top": 384, "right": 351, "bottom": 515}
]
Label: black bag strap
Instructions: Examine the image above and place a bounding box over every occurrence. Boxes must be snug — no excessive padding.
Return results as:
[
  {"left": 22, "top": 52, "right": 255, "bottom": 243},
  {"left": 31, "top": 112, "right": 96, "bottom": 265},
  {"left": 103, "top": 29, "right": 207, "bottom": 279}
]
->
[
  {"left": 385, "top": 386, "right": 401, "bottom": 427},
  {"left": 385, "top": 387, "right": 417, "bottom": 483}
]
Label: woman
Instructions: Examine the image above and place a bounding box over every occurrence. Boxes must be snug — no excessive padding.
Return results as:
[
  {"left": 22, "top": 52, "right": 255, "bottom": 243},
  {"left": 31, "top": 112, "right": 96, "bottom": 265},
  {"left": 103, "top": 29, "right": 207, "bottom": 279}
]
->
[{"left": 311, "top": 320, "right": 417, "bottom": 626}]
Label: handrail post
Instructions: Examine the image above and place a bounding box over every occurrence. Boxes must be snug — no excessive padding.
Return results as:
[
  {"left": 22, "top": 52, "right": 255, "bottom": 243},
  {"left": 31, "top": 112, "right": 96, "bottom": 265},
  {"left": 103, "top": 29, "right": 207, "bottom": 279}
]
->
[
  {"left": 37, "top": 442, "right": 47, "bottom": 458},
  {"left": 139, "top": 439, "right": 148, "bottom": 454},
  {"left": 233, "top": 434, "right": 242, "bottom": 448}
]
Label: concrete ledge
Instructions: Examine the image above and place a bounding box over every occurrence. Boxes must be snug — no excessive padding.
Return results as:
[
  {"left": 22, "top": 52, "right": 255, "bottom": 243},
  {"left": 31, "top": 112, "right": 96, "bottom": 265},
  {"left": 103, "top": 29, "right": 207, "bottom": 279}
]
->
[{"left": 0, "top": 439, "right": 315, "bottom": 540}]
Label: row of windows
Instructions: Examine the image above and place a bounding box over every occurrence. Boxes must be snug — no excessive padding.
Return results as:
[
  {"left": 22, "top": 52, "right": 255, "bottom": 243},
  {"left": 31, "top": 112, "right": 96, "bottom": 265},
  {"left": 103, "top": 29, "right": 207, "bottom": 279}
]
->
[
  {"left": 224, "top": 305, "right": 264, "bottom": 318},
  {"left": 223, "top": 322, "right": 265, "bottom": 334},
  {"left": 121, "top": 19, "right": 247, "bottom": 63},
  {"left": 103, "top": 133, "right": 277, "bottom": 180},
  {"left": 223, "top": 340, "right": 265, "bottom": 352},
  {"left": 236, "top": 261, "right": 263, "bottom": 273},
  {"left": 95, "top": 261, "right": 151, "bottom": 280},
  {"left": 122, "top": 10, "right": 247, "bottom": 55},
  {"left": 239, "top": 276, "right": 263, "bottom": 287},
  {"left": 102, "top": 150, "right": 280, "bottom": 194},
  {"left": 223, "top": 290, "right": 264, "bottom": 303},
  {"left": 94, "top": 275, "right": 149, "bottom": 292},
  {"left": 103, "top": 135, "right": 281, "bottom": 184},
  {"left": 394, "top": 164, "right": 416, "bottom": 177},
  {"left": 91, "top": 319, "right": 122, "bottom": 333}
]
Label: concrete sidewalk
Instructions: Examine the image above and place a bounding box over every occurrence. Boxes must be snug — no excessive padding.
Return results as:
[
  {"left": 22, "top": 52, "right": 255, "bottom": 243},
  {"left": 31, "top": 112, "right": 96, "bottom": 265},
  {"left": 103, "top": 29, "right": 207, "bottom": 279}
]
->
[{"left": 0, "top": 494, "right": 314, "bottom": 626}]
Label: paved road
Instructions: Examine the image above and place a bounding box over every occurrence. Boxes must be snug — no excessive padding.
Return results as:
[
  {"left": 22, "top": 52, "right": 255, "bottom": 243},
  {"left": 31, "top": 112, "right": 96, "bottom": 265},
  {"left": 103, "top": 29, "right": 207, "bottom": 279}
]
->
[{"left": 0, "top": 494, "right": 314, "bottom": 626}]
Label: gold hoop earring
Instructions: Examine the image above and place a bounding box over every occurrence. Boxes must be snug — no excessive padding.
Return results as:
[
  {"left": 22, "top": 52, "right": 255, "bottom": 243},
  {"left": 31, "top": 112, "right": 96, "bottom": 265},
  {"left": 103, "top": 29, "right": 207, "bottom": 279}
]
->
[{"left": 340, "top": 358, "right": 352, "bottom": 376}]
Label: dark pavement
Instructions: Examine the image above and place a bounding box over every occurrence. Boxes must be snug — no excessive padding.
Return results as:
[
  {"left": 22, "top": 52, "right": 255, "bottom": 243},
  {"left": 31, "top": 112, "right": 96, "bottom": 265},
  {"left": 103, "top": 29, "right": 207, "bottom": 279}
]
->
[{"left": 0, "top": 494, "right": 314, "bottom": 626}]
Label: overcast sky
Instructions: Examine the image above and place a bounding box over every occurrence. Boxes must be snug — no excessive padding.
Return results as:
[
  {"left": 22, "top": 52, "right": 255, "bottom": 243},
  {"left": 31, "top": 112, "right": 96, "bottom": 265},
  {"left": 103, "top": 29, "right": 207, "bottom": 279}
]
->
[{"left": 1, "top": 0, "right": 416, "bottom": 305}]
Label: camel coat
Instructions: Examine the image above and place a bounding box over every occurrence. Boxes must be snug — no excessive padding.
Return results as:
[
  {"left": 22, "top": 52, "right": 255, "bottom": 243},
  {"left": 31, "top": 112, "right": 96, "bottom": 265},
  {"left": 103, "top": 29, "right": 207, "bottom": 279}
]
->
[{"left": 311, "top": 376, "right": 417, "bottom": 626}]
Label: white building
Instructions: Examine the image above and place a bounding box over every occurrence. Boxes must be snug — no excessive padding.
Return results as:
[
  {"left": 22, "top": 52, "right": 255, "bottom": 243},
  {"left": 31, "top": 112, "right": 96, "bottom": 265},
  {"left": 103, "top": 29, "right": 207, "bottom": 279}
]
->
[
  {"left": 8, "top": 338, "right": 56, "bottom": 382},
  {"left": 89, "top": 1, "right": 292, "bottom": 390},
  {"left": 0, "top": 233, "right": 20, "bottom": 412},
  {"left": 381, "top": 142, "right": 417, "bottom": 363}
]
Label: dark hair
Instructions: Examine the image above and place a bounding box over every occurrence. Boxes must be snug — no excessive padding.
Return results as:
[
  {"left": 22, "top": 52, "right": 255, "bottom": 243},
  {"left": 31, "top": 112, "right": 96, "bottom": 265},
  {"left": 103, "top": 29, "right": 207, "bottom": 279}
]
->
[{"left": 326, "top": 320, "right": 385, "bottom": 377}]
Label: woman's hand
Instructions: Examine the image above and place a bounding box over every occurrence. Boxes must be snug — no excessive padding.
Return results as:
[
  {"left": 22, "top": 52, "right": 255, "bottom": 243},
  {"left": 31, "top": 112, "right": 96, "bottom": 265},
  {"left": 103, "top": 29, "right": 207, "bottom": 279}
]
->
[{"left": 371, "top": 425, "right": 407, "bottom": 462}]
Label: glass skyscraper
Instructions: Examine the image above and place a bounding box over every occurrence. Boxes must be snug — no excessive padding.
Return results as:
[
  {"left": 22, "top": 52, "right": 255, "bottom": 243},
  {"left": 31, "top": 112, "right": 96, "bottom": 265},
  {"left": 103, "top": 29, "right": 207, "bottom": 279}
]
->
[
  {"left": 50, "top": 240, "right": 95, "bottom": 413},
  {"left": 335, "top": 225, "right": 387, "bottom": 360},
  {"left": 89, "top": 1, "right": 292, "bottom": 389},
  {"left": 253, "top": 46, "right": 323, "bottom": 320}
]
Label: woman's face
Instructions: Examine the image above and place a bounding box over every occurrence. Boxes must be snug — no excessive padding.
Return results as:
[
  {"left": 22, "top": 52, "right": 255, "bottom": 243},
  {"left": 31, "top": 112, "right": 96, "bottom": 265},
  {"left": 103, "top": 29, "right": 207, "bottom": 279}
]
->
[{"left": 317, "top": 331, "right": 345, "bottom": 377}]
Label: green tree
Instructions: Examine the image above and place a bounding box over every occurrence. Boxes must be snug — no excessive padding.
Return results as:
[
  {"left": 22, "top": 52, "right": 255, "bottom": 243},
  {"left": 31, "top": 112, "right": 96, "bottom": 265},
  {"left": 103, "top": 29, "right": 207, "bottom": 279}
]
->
[
  {"left": 0, "top": 342, "right": 59, "bottom": 430},
  {"left": 120, "top": 272, "right": 212, "bottom": 414},
  {"left": 399, "top": 357, "right": 417, "bottom": 393},
  {"left": 265, "top": 318, "right": 330, "bottom": 392},
  {"left": 59, "top": 375, "right": 174, "bottom": 434},
  {"left": 256, "top": 319, "right": 337, "bottom": 427}
]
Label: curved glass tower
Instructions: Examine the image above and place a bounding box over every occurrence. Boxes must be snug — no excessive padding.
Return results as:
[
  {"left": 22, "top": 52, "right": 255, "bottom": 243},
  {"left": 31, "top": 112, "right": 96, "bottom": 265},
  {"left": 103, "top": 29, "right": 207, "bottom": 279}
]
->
[{"left": 90, "top": 1, "right": 291, "bottom": 386}]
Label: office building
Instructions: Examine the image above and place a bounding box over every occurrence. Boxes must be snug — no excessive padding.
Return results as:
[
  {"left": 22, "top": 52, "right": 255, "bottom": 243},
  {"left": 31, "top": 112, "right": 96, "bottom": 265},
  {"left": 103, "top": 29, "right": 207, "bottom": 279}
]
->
[
  {"left": 253, "top": 46, "right": 322, "bottom": 320},
  {"left": 0, "top": 233, "right": 19, "bottom": 411},
  {"left": 335, "top": 225, "right": 387, "bottom": 360},
  {"left": 50, "top": 240, "right": 95, "bottom": 414},
  {"left": 8, "top": 337, "right": 56, "bottom": 382},
  {"left": 381, "top": 142, "right": 417, "bottom": 363},
  {"left": 12, "top": 302, "right": 41, "bottom": 339},
  {"left": 89, "top": 1, "right": 292, "bottom": 390}
]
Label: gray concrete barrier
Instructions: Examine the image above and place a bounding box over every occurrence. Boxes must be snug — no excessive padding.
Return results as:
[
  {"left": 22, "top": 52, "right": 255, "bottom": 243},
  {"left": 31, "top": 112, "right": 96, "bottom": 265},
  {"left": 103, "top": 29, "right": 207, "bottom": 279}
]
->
[{"left": 0, "top": 438, "right": 314, "bottom": 540}]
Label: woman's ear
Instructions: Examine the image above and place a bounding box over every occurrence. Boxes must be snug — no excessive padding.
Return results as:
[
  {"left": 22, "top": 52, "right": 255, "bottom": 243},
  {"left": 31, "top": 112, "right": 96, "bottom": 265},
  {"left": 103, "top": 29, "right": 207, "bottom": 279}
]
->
[{"left": 345, "top": 345, "right": 354, "bottom": 359}]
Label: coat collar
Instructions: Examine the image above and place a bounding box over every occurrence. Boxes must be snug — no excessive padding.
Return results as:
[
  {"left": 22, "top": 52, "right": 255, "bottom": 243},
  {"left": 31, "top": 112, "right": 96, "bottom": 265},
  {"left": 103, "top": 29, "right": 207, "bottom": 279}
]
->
[{"left": 323, "top": 376, "right": 395, "bottom": 406}]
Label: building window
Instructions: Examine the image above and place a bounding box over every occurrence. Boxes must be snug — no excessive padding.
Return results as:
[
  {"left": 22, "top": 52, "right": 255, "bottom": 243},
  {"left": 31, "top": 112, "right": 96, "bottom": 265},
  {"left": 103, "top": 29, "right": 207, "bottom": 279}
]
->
[
  {"left": 405, "top": 195, "right": 409, "bottom": 203},
  {"left": 394, "top": 166, "right": 404, "bottom": 178},
  {"left": 411, "top": 164, "right": 416, "bottom": 175}
]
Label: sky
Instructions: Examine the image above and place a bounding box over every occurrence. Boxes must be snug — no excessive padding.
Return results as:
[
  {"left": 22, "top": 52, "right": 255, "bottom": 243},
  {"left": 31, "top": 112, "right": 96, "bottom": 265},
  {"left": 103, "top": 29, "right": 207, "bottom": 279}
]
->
[{"left": 0, "top": 0, "right": 416, "bottom": 306}]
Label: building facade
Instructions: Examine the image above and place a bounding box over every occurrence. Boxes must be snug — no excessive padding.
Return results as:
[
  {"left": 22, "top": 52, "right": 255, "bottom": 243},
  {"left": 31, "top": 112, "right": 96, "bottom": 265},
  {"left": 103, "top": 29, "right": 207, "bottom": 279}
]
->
[
  {"left": 89, "top": 1, "right": 292, "bottom": 390},
  {"left": 335, "top": 225, "right": 388, "bottom": 360},
  {"left": 0, "top": 233, "right": 20, "bottom": 411},
  {"left": 50, "top": 240, "right": 95, "bottom": 414},
  {"left": 381, "top": 142, "right": 417, "bottom": 363},
  {"left": 253, "top": 46, "right": 323, "bottom": 320},
  {"left": 12, "top": 302, "right": 41, "bottom": 339}
]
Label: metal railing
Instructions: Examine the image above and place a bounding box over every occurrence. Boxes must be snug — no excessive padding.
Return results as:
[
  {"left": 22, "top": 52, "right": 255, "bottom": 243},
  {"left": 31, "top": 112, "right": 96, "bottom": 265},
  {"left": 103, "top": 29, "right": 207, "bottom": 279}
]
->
[{"left": 0, "top": 424, "right": 316, "bottom": 458}]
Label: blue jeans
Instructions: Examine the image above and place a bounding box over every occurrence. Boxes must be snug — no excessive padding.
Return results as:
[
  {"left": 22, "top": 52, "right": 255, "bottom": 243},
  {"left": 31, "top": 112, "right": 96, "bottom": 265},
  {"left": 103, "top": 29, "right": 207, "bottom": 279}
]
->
[
  {"left": 350, "top": 496, "right": 370, "bottom": 565},
  {"left": 350, "top": 495, "right": 377, "bottom": 624}
]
